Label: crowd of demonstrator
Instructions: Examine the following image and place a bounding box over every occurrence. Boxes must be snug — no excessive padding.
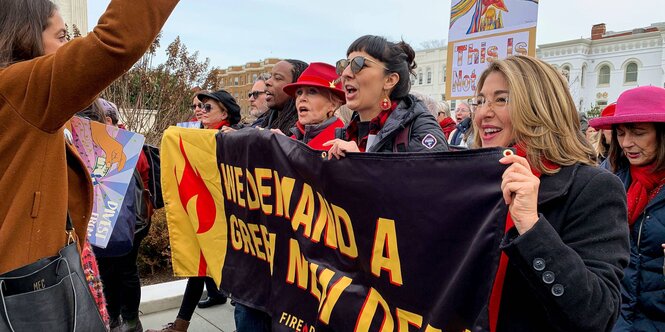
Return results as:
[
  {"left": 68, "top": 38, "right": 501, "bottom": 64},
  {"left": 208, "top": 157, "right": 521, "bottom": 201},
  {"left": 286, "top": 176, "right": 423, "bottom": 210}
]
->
[{"left": 1, "top": 0, "right": 664, "bottom": 332}]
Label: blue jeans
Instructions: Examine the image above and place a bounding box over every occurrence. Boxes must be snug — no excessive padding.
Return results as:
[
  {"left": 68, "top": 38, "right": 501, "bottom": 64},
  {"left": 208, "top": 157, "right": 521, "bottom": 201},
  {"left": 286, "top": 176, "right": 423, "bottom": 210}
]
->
[{"left": 234, "top": 303, "right": 271, "bottom": 332}]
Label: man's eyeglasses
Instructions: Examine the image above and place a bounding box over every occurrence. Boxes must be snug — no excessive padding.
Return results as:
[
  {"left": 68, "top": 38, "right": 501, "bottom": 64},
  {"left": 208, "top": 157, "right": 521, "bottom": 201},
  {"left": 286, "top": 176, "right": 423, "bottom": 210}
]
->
[
  {"left": 189, "top": 102, "right": 214, "bottom": 113},
  {"left": 335, "top": 56, "right": 389, "bottom": 76},
  {"left": 248, "top": 90, "right": 266, "bottom": 99},
  {"left": 470, "top": 95, "right": 509, "bottom": 110}
]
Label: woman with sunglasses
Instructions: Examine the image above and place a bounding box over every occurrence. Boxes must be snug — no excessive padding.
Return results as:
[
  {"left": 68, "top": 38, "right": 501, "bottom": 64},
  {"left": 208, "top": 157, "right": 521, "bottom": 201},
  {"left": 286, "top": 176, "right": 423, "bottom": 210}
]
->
[
  {"left": 277, "top": 62, "right": 345, "bottom": 150},
  {"left": 195, "top": 89, "right": 242, "bottom": 130},
  {"left": 473, "top": 55, "right": 629, "bottom": 331},
  {"left": 324, "top": 35, "right": 448, "bottom": 157},
  {"left": 0, "top": 0, "right": 178, "bottom": 277},
  {"left": 148, "top": 90, "right": 239, "bottom": 332}
]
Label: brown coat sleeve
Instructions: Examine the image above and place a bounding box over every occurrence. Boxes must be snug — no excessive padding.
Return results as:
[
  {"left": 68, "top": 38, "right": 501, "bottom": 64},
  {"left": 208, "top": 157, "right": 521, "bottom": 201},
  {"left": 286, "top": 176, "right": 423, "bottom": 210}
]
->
[{"left": 0, "top": 0, "right": 180, "bottom": 132}]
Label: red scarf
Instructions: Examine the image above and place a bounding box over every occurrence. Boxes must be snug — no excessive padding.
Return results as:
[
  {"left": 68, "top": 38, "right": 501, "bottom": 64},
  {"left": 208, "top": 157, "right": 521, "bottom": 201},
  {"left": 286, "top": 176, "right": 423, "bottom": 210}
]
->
[
  {"left": 626, "top": 164, "right": 665, "bottom": 225},
  {"left": 488, "top": 144, "right": 559, "bottom": 332},
  {"left": 290, "top": 119, "right": 345, "bottom": 150},
  {"left": 209, "top": 119, "right": 231, "bottom": 130},
  {"left": 439, "top": 117, "right": 456, "bottom": 139},
  {"left": 344, "top": 101, "right": 398, "bottom": 152}
]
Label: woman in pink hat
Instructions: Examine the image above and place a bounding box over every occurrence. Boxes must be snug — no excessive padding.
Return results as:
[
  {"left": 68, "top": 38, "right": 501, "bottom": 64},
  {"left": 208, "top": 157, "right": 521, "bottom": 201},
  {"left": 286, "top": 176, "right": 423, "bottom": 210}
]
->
[
  {"left": 279, "top": 62, "right": 345, "bottom": 150},
  {"left": 589, "top": 86, "right": 665, "bottom": 331}
]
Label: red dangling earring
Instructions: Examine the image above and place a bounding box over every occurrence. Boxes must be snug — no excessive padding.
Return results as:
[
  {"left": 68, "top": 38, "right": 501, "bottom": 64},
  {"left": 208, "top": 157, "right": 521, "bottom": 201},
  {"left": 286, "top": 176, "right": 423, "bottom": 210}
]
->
[{"left": 380, "top": 95, "right": 391, "bottom": 111}]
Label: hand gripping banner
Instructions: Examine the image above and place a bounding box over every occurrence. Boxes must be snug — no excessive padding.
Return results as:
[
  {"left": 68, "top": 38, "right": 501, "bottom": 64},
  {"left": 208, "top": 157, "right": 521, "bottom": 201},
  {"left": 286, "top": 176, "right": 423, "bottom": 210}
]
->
[{"left": 162, "top": 126, "right": 509, "bottom": 332}]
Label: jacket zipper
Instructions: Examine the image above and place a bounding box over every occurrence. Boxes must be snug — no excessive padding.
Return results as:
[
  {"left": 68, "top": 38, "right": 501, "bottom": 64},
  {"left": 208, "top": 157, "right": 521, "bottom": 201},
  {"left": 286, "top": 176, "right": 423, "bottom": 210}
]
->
[{"left": 636, "top": 212, "right": 646, "bottom": 251}]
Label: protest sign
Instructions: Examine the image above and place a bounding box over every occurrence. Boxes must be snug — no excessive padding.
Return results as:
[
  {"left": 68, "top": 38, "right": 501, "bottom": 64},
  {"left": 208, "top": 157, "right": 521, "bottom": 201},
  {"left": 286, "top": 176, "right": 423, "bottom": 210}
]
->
[{"left": 67, "top": 116, "right": 145, "bottom": 248}]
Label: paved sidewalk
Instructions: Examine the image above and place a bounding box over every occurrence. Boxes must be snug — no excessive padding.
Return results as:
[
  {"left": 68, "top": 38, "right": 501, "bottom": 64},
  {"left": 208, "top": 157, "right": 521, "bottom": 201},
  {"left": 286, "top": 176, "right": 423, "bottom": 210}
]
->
[
  {"left": 140, "top": 305, "right": 235, "bottom": 332},
  {"left": 138, "top": 279, "right": 235, "bottom": 332}
]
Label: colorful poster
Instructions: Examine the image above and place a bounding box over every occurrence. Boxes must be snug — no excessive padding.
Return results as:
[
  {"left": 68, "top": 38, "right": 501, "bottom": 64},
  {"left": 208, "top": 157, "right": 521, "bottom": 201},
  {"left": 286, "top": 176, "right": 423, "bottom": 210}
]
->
[
  {"left": 446, "top": 0, "right": 539, "bottom": 99},
  {"left": 161, "top": 127, "right": 510, "bottom": 331},
  {"left": 67, "top": 116, "right": 145, "bottom": 248}
]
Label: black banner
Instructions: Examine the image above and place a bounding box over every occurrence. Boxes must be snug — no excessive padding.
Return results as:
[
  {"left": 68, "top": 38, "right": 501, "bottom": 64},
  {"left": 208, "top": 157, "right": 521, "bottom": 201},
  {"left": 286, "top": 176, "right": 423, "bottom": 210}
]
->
[{"left": 216, "top": 129, "right": 508, "bottom": 332}]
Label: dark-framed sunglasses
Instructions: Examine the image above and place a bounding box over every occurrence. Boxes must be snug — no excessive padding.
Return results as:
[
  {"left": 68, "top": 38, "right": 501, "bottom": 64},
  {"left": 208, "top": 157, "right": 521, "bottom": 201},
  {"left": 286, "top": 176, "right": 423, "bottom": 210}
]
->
[
  {"left": 335, "top": 56, "right": 389, "bottom": 76},
  {"left": 200, "top": 103, "right": 214, "bottom": 113},
  {"left": 248, "top": 90, "right": 266, "bottom": 99},
  {"left": 189, "top": 102, "right": 203, "bottom": 111},
  {"left": 190, "top": 102, "right": 215, "bottom": 113}
]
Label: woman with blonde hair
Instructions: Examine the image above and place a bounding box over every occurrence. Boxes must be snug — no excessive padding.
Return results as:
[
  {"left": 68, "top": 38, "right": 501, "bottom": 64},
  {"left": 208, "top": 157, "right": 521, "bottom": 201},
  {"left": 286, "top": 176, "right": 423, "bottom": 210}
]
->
[
  {"left": 472, "top": 55, "right": 629, "bottom": 331},
  {"left": 280, "top": 62, "right": 345, "bottom": 150}
]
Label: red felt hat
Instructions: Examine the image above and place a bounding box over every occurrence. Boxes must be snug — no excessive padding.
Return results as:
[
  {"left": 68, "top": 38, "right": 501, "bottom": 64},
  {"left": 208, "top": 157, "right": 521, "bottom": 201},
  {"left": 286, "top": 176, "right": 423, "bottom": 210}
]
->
[
  {"left": 283, "top": 62, "right": 346, "bottom": 103},
  {"left": 590, "top": 86, "right": 665, "bottom": 130},
  {"left": 600, "top": 103, "right": 616, "bottom": 118}
]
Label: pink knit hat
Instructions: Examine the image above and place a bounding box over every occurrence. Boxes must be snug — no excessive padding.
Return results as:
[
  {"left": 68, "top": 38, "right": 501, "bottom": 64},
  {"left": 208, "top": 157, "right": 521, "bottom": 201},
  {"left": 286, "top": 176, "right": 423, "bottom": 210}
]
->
[{"left": 590, "top": 86, "right": 665, "bottom": 130}]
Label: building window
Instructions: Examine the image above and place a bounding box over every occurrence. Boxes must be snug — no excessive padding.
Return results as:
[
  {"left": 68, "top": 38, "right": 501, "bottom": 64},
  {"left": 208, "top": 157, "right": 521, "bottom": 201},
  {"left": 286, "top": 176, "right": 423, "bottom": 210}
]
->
[
  {"left": 625, "top": 62, "right": 638, "bottom": 83},
  {"left": 596, "top": 100, "right": 608, "bottom": 108},
  {"left": 252, "top": 73, "right": 258, "bottom": 82},
  {"left": 561, "top": 65, "right": 570, "bottom": 82},
  {"left": 598, "top": 65, "right": 610, "bottom": 85},
  {"left": 426, "top": 69, "right": 432, "bottom": 84},
  {"left": 234, "top": 77, "right": 239, "bottom": 86},
  {"left": 410, "top": 74, "right": 415, "bottom": 86},
  {"left": 581, "top": 64, "right": 587, "bottom": 87},
  {"left": 418, "top": 72, "right": 423, "bottom": 85}
]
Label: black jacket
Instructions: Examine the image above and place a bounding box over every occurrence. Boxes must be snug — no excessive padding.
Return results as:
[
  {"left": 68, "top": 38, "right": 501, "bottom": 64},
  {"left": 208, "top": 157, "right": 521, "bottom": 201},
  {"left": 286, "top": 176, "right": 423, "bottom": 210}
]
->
[
  {"left": 336, "top": 95, "right": 449, "bottom": 153},
  {"left": 613, "top": 166, "right": 665, "bottom": 332},
  {"left": 496, "top": 164, "right": 630, "bottom": 332}
]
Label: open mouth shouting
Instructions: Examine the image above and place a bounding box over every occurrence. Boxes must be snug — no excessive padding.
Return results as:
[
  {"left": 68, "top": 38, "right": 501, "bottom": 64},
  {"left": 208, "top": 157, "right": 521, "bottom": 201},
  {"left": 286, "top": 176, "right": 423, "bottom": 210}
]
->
[{"left": 344, "top": 84, "right": 358, "bottom": 101}]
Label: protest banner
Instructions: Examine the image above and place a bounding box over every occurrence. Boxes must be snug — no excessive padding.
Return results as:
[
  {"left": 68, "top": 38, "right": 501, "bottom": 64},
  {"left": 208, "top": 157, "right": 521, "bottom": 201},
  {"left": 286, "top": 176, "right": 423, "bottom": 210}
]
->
[
  {"left": 446, "top": 0, "right": 539, "bottom": 100},
  {"left": 66, "top": 116, "right": 145, "bottom": 248},
  {"left": 162, "top": 127, "right": 510, "bottom": 331}
]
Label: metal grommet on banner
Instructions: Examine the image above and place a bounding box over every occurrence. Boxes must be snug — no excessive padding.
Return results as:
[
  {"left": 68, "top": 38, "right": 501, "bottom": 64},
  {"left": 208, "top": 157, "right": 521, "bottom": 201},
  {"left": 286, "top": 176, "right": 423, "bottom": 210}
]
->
[
  {"left": 321, "top": 151, "right": 328, "bottom": 160},
  {"left": 503, "top": 149, "right": 513, "bottom": 157}
]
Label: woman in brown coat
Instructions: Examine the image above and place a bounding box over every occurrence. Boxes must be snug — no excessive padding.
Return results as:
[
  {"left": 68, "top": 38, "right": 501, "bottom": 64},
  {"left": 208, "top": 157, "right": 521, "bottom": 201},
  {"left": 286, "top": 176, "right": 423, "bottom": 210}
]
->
[{"left": 0, "top": 0, "right": 179, "bottom": 274}]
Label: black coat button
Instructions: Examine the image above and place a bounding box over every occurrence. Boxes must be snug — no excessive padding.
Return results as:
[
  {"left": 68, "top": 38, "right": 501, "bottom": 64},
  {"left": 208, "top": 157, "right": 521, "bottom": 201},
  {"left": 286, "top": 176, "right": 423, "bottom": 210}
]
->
[
  {"left": 552, "top": 284, "right": 565, "bottom": 297},
  {"left": 542, "top": 271, "right": 555, "bottom": 284},
  {"left": 533, "top": 258, "right": 546, "bottom": 271}
]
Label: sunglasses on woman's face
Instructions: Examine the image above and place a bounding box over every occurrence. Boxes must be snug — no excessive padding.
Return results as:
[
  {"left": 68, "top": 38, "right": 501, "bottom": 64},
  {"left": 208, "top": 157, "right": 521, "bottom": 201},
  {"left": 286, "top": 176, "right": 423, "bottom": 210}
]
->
[
  {"left": 200, "top": 104, "right": 214, "bottom": 113},
  {"left": 335, "top": 56, "right": 388, "bottom": 76},
  {"left": 189, "top": 102, "right": 216, "bottom": 113},
  {"left": 189, "top": 102, "right": 203, "bottom": 111}
]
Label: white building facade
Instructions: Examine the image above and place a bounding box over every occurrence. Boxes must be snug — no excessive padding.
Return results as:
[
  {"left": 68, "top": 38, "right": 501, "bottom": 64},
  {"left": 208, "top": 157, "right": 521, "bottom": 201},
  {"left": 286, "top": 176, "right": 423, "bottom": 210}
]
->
[
  {"left": 411, "top": 22, "right": 665, "bottom": 114},
  {"left": 538, "top": 22, "right": 665, "bottom": 113},
  {"left": 53, "top": 0, "right": 88, "bottom": 32},
  {"left": 411, "top": 47, "right": 448, "bottom": 103}
]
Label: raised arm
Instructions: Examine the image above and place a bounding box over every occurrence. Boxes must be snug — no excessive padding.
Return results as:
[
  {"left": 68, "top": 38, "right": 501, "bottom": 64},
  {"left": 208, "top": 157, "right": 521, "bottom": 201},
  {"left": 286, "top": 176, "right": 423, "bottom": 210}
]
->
[{"left": 0, "top": 0, "right": 179, "bottom": 132}]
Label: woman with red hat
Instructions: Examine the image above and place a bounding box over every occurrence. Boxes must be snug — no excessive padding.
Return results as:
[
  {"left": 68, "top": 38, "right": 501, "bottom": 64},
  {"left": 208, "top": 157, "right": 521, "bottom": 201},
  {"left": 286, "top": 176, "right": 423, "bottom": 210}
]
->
[
  {"left": 590, "top": 103, "right": 616, "bottom": 163},
  {"left": 279, "top": 62, "right": 345, "bottom": 150},
  {"left": 589, "top": 86, "right": 665, "bottom": 331}
]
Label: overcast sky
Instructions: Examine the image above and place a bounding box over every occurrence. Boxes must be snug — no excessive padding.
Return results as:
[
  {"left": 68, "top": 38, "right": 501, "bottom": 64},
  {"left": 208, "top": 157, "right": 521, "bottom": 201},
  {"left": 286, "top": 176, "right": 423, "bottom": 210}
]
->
[{"left": 87, "top": 1, "right": 665, "bottom": 69}]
